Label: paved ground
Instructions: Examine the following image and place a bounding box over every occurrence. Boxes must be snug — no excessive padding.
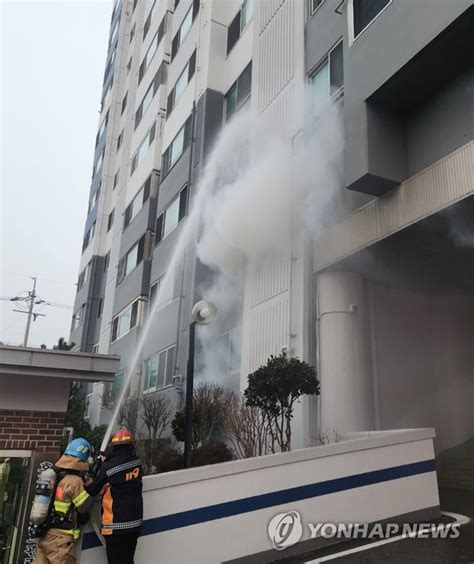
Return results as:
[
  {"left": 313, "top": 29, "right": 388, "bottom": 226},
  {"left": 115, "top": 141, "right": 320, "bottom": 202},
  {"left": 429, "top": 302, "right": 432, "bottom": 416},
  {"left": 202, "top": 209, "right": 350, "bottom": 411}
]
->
[{"left": 291, "top": 489, "right": 474, "bottom": 564}]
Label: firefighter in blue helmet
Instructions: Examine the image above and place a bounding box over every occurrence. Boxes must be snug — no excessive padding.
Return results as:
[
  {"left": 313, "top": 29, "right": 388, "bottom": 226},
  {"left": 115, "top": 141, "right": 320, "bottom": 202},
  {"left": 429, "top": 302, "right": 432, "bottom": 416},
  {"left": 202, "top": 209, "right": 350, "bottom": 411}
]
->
[{"left": 35, "top": 438, "right": 92, "bottom": 564}]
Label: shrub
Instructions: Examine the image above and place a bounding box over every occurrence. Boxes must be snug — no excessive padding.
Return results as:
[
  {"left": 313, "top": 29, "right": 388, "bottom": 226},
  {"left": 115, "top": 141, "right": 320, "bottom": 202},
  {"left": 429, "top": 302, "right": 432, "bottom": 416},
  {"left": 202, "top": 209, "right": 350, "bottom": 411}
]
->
[{"left": 191, "top": 442, "right": 235, "bottom": 467}]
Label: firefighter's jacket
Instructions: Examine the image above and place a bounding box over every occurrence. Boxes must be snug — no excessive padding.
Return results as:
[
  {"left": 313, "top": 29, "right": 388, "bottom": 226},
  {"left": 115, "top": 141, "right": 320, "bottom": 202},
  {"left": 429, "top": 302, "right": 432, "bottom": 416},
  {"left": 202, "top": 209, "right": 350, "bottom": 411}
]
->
[
  {"left": 86, "top": 447, "right": 143, "bottom": 536},
  {"left": 49, "top": 454, "right": 92, "bottom": 541}
]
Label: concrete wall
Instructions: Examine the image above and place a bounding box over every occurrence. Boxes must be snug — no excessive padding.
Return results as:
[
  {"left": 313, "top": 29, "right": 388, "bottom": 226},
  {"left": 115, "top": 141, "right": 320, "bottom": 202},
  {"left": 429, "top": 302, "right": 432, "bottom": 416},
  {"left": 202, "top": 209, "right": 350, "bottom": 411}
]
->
[
  {"left": 80, "top": 429, "right": 439, "bottom": 563},
  {"left": 370, "top": 285, "right": 474, "bottom": 453}
]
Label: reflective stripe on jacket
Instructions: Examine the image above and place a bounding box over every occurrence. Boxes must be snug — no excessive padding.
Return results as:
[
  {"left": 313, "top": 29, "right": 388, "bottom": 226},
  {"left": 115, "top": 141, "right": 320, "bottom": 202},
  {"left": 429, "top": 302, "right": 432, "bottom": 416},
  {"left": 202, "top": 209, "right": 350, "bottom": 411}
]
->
[
  {"left": 86, "top": 448, "right": 143, "bottom": 536},
  {"left": 49, "top": 473, "right": 91, "bottom": 540}
]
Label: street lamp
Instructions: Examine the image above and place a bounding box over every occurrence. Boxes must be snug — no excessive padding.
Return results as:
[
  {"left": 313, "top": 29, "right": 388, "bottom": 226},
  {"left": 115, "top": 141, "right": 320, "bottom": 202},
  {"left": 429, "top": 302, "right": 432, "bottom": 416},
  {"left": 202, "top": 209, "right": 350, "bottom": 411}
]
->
[{"left": 184, "top": 300, "right": 218, "bottom": 468}]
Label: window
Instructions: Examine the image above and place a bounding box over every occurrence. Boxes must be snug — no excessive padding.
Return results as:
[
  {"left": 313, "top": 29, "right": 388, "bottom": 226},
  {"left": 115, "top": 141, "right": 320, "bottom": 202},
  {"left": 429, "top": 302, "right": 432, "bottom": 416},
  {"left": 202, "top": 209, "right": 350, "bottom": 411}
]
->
[
  {"left": 143, "top": 345, "right": 176, "bottom": 391},
  {"left": 71, "top": 304, "right": 85, "bottom": 332},
  {"left": 309, "top": 41, "right": 343, "bottom": 114},
  {"left": 107, "top": 208, "right": 115, "bottom": 232},
  {"left": 225, "top": 62, "right": 252, "bottom": 121},
  {"left": 353, "top": 0, "right": 390, "bottom": 38},
  {"left": 131, "top": 122, "right": 156, "bottom": 175},
  {"left": 216, "top": 328, "right": 242, "bottom": 375},
  {"left": 135, "top": 64, "right": 166, "bottom": 129},
  {"left": 117, "top": 130, "right": 123, "bottom": 151},
  {"left": 155, "top": 186, "right": 188, "bottom": 245},
  {"left": 96, "top": 111, "right": 109, "bottom": 146},
  {"left": 109, "top": 16, "right": 120, "bottom": 46},
  {"left": 170, "top": 0, "right": 199, "bottom": 61},
  {"left": 112, "top": 370, "right": 125, "bottom": 397},
  {"left": 78, "top": 261, "right": 91, "bottom": 289},
  {"left": 127, "top": 57, "right": 132, "bottom": 75},
  {"left": 130, "top": 23, "right": 136, "bottom": 43},
  {"left": 103, "top": 250, "right": 110, "bottom": 272},
  {"left": 149, "top": 272, "right": 173, "bottom": 311},
  {"left": 162, "top": 116, "right": 192, "bottom": 175},
  {"left": 227, "top": 0, "right": 254, "bottom": 54},
  {"left": 167, "top": 51, "right": 196, "bottom": 116},
  {"left": 85, "top": 393, "right": 92, "bottom": 419},
  {"left": 113, "top": 171, "right": 119, "bottom": 189},
  {"left": 82, "top": 221, "right": 96, "bottom": 252},
  {"left": 93, "top": 147, "right": 105, "bottom": 176},
  {"left": 117, "top": 235, "right": 146, "bottom": 284},
  {"left": 124, "top": 176, "right": 151, "bottom": 229},
  {"left": 111, "top": 299, "right": 140, "bottom": 342},
  {"left": 87, "top": 184, "right": 100, "bottom": 214},
  {"left": 309, "top": 0, "right": 324, "bottom": 16},
  {"left": 138, "top": 17, "right": 167, "bottom": 83},
  {"left": 121, "top": 92, "right": 128, "bottom": 114},
  {"left": 92, "top": 343, "right": 99, "bottom": 354},
  {"left": 101, "top": 76, "right": 114, "bottom": 110},
  {"left": 97, "top": 297, "right": 103, "bottom": 318},
  {"left": 143, "top": 0, "right": 161, "bottom": 38}
]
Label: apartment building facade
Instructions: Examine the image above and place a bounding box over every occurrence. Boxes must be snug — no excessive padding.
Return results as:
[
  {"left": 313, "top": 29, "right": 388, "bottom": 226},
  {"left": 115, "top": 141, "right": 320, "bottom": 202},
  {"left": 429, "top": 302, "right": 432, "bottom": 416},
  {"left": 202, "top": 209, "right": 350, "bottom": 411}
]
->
[{"left": 71, "top": 0, "right": 473, "bottom": 455}]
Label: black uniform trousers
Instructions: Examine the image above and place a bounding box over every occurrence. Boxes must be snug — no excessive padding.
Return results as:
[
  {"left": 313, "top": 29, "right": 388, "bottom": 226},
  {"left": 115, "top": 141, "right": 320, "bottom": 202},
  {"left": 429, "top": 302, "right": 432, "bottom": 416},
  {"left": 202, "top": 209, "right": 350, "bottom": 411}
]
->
[{"left": 105, "top": 532, "right": 139, "bottom": 564}]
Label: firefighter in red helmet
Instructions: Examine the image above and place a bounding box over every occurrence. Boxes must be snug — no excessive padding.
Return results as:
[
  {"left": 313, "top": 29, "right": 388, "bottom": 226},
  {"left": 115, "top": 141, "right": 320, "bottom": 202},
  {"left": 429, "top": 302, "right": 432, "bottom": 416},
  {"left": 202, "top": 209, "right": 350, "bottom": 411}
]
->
[{"left": 85, "top": 429, "right": 143, "bottom": 564}]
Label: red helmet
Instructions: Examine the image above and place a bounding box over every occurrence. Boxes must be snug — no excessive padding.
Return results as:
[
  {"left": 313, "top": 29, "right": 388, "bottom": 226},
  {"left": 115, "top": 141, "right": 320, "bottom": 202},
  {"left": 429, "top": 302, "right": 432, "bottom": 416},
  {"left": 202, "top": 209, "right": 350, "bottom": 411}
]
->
[{"left": 111, "top": 428, "right": 135, "bottom": 446}]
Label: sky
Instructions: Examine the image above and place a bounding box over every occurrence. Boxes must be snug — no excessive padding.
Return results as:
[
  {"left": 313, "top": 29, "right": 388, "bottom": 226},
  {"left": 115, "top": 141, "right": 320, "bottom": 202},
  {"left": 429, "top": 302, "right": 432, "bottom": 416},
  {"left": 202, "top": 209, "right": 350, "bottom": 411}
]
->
[{"left": 0, "top": 0, "right": 112, "bottom": 347}]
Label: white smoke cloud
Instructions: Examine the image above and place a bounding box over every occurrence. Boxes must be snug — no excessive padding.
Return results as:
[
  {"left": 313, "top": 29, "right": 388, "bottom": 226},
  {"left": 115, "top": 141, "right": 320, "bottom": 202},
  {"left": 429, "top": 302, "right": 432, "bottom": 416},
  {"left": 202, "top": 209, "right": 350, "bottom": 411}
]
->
[{"left": 191, "top": 101, "right": 345, "bottom": 385}]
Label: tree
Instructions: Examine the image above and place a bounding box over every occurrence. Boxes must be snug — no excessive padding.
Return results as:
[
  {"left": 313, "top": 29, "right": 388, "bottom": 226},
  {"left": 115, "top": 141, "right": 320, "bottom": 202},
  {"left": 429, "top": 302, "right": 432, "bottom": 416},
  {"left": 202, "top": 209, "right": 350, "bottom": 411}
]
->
[
  {"left": 54, "top": 337, "right": 75, "bottom": 350},
  {"left": 244, "top": 353, "right": 320, "bottom": 452},
  {"left": 171, "top": 382, "right": 233, "bottom": 448},
  {"left": 62, "top": 384, "right": 106, "bottom": 453},
  {"left": 140, "top": 395, "right": 172, "bottom": 473},
  {"left": 223, "top": 395, "right": 274, "bottom": 458},
  {"left": 118, "top": 395, "right": 140, "bottom": 437}
]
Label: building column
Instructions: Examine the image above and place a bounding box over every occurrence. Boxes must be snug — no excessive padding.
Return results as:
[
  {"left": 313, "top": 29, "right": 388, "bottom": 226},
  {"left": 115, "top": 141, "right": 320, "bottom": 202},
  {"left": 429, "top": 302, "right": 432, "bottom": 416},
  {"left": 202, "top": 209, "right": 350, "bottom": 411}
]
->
[{"left": 316, "top": 271, "right": 374, "bottom": 435}]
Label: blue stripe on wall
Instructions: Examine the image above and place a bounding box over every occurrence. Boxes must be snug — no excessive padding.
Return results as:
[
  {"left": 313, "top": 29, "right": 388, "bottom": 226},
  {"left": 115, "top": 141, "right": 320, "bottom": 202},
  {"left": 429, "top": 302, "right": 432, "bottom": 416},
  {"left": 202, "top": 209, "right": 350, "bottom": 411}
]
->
[{"left": 82, "top": 458, "right": 435, "bottom": 550}]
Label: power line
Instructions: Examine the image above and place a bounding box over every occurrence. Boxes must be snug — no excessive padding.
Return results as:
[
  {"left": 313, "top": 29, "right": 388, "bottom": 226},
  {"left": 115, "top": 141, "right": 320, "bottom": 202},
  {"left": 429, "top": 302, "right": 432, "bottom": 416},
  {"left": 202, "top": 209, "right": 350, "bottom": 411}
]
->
[{"left": 0, "top": 269, "right": 77, "bottom": 287}]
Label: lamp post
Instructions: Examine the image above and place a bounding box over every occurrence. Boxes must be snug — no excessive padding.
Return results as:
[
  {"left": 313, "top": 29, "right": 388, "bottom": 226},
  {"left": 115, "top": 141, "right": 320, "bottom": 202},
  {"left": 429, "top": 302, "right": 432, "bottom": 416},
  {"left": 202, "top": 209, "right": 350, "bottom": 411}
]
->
[{"left": 184, "top": 300, "right": 218, "bottom": 468}]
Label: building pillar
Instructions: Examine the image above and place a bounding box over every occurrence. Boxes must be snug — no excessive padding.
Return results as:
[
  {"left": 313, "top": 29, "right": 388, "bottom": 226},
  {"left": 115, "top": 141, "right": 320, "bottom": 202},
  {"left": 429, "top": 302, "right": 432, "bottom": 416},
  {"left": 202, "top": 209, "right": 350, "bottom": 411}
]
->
[{"left": 316, "top": 271, "right": 374, "bottom": 435}]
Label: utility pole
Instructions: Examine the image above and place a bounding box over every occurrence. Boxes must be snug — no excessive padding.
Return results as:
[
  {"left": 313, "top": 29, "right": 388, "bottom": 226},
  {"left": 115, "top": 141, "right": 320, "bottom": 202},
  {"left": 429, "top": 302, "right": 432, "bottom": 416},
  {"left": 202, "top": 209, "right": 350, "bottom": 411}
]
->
[
  {"left": 12, "top": 277, "right": 45, "bottom": 347},
  {"left": 23, "top": 277, "right": 37, "bottom": 347}
]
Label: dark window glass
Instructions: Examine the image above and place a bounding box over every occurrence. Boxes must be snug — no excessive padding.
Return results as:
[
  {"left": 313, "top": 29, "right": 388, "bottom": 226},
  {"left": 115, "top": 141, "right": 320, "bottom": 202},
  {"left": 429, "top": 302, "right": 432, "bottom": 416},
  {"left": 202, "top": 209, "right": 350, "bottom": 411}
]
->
[
  {"left": 111, "top": 317, "right": 118, "bottom": 341},
  {"left": 155, "top": 214, "right": 164, "bottom": 245},
  {"left": 124, "top": 205, "right": 131, "bottom": 228},
  {"left": 179, "top": 185, "right": 188, "bottom": 221},
  {"left": 149, "top": 122, "right": 156, "bottom": 143},
  {"left": 121, "top": 92, "right": 128, "bottom": 114},
  {"left": 330, "top": 42, "right": 343, "bottom": 94},
  {"left": 171, "top": 35, "right": 179, "bottom": 60},
  {"left": 167, "top": 89, "right": 175, "bottom": 116},
  {"left": 192, "top": 0, "right": 200, "bottom": 18},
  {"left": 353, "top": 0, "right": 390, "bottom": 37},
  {"left": 131, "top": 301, "right": 138, "bottom": 328},
  {"left": 97, "top": 297, "right": 103, "bottom": 318},
  {"left": 237, "top": 62, "right": 252, "bottom": 106},
  {"left": 107, "top": 209, "right": 115, "bottom": 232},
  {"left": 143, "top": 176, "right": 151, "bottom": 201},
  {"left": 103, "top": 251, "right": 110, "bottom": 272},
  {"left": 137, "top": 235, "right": 145, "bottom": 264},
  {"left": 189, "top": 50, "right": 196, "bottom": 79},
  {"left": 149, "top": 282, "right": 157, "bottom": 307},
  {"left": 227, "top": 13, "right": 240, "bottom": 54}
]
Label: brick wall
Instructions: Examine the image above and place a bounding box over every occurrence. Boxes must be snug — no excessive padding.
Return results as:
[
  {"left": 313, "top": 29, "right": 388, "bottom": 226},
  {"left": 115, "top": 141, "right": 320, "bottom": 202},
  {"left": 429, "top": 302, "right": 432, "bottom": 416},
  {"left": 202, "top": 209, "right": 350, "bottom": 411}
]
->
[{"left": 0, "top": 409, "right": 65, "bottom": 452}]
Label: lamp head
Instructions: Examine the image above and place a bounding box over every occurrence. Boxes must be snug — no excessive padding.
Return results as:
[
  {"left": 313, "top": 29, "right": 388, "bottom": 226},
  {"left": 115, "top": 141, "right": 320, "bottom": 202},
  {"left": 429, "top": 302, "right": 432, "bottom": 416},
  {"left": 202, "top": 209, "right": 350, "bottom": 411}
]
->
[{"left": 192, "top": 300, "right": 218, "bottom": 325}]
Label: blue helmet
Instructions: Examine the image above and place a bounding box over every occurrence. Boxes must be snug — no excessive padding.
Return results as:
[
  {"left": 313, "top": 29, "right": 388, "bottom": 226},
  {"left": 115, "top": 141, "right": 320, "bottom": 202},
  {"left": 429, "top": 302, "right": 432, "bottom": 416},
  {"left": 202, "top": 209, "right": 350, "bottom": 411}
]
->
[{"left": 64, "top": 438, "right": 91, "bottom": 462}]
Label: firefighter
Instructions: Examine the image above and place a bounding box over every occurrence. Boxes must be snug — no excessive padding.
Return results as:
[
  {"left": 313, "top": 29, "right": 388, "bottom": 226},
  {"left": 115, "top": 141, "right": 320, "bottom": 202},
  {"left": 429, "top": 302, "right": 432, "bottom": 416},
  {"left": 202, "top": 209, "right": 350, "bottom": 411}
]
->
[
  {"left": 36, "top": 438, "right": 92, "bottom": 564},
  {"left": 85, "top": 428, "right": 143, "bottom": 564}
]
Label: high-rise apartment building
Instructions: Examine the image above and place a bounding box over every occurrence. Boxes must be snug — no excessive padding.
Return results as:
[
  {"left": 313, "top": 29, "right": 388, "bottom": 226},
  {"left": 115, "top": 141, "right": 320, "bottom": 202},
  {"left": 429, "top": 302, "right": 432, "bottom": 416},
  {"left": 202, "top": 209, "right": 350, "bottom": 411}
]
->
[{"left": 71, "top": 0, "right": 473, "bottom": 462}]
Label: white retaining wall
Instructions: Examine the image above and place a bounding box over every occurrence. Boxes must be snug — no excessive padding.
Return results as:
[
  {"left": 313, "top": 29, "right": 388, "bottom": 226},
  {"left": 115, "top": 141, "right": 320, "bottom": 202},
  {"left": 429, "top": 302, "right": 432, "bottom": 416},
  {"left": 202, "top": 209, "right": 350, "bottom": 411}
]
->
[{"left": 80, "top": 428, "right": 439, "bottom": 563}]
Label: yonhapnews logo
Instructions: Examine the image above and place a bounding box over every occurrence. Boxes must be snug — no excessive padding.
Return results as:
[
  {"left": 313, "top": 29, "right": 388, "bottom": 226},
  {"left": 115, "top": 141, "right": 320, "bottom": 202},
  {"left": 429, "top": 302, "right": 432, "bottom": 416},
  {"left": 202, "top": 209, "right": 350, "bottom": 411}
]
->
[
  {"left": 267, "top": 511, "right": 303, "bottom": 550},
  {"left": 267, "top": 511, "right": 462, "bottom": 551}
]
